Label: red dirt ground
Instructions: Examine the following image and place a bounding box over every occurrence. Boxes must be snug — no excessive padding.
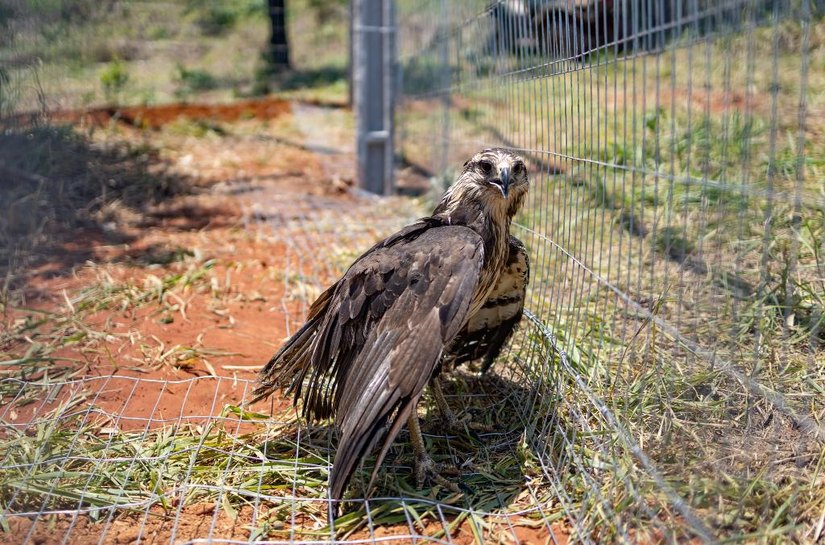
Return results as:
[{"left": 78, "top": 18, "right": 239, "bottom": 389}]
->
[
  {"left": 4, "top": 507, "right": 568, "bottom": 545},
  {"left": 5, "top": 96, "right": 346, "bottom": 130},
  {"left": 1, "top": 100, "right": 560, "bottom": 544}
]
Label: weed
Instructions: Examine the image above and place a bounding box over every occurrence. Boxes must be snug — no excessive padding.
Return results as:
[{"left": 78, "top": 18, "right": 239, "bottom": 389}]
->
[
  {"left": 174, "top": 65, "right": 219, "bottom": 100},
  {"left": 100, "top": 58, "right": 129, "bottom": 104},
  {"left": 185, "top": 0, "right": 262, "bottom": 37}
]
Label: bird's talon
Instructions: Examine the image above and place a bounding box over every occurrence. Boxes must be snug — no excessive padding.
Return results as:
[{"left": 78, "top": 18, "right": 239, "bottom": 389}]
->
[
  {"left": 433, "top": 473, "right": 461, "bottom": 493},
  {"left": 414, "top": 455, "right": 461, "bottom": 493},
  {"left": 441, "top": 413, "right": 469, "bottom": 431},
  {"left": 443, "top": 414, "right": 495, "bottom": 436},
  {"left": 439, "top": 464, "right": 460, "bottom": 477},
  {"left": 468, "top": 421, "right": 496, "bottom": 433}
]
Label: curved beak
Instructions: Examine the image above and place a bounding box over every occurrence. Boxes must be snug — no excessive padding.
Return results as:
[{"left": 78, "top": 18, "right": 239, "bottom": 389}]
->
[{"left": 496, "top": 167, "right": 511, "bottom": 197}]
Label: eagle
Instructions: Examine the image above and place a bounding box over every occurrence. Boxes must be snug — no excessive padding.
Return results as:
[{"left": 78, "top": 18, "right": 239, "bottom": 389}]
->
[{"left": 252, "top": 148, "right": 530, "bottom": 501}]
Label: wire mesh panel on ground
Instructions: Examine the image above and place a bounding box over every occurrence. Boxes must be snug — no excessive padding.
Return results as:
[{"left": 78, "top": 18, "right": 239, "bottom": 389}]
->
[
  {"left": 0, "top": 188, "right": 433, "bottom": 544},
  {"left": 2, "top": 0, "right": 824, "bottom": 544},
  {"left": 397, "top": 0, "right": 824, "bottom": 542}
]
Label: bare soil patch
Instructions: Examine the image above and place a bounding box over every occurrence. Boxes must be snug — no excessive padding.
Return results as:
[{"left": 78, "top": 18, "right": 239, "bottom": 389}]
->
[
  {"left": 0, "top": 101, "right": 558, "bottom": 544},
  {"left": 4, "top": 96, "right": 349, "bottom": 131}
]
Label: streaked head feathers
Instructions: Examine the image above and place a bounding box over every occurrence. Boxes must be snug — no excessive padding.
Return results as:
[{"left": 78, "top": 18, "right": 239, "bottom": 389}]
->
[{"left": 435, "top": 148, "right": 528, "bottom": 220}]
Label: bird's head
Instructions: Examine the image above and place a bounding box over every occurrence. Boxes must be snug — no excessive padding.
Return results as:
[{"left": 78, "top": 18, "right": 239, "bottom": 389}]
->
[{"left": 435, "top": 148, "right": 529, "bottom": 222}]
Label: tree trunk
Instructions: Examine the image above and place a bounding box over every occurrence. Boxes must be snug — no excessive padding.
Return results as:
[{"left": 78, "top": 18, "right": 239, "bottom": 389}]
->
[{"left": 268, "top": 0, "right": 290, "bottom": 70}]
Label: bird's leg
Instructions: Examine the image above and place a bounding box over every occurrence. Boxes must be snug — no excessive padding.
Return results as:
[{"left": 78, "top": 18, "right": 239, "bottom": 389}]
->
[
  {"left": 430, "top": 378, "right": 464, "bottom": 427},
  {"left": 406, "top": 413, "right": 460, "bottom": 492},
  {"left": 430, "top": 378, "right": 494, "bottom": 433}
]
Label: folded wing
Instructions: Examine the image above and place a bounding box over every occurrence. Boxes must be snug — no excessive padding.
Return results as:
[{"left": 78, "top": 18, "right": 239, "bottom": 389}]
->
[{"left": 253, "top": 221, "right": 485, "bottom": 499}]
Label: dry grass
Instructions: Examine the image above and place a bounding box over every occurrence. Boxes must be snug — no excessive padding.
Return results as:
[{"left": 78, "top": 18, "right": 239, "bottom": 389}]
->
[{"left": 1, "top": 3, "right": 824, "bottom": 544}]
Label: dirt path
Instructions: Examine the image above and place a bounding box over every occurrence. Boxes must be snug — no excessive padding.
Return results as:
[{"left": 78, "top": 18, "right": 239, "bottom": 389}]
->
[
  {"left": 1, "top": 100, "right": 460, "bottom": 545},
  {"left": 0, "top": 101, "right": 563, "bottom": 545}
]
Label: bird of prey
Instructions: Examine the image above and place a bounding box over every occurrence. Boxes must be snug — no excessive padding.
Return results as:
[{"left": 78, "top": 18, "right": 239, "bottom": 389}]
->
[{"left": 252, "top": 148, "right": 530, "bottom": 501}]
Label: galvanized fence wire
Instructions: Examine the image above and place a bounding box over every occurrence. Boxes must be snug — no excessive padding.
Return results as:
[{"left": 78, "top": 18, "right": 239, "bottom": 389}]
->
[
  {"left": 0, "top": 189, "right": 426, "bottom": 544},
  {"left": 2, "top": 0, "right": 824, "bottom": 543},
  {"left": 397, "top": 0, "right": 824, "bottom": 542}
]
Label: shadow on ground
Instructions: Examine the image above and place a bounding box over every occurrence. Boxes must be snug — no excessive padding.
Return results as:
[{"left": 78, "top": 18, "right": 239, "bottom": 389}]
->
[
  {"left": 0, "top": 122, "right": 233, "bottom": 292},
  {"left": 251, "top": 371, "right": 540, "bottom": 537}
]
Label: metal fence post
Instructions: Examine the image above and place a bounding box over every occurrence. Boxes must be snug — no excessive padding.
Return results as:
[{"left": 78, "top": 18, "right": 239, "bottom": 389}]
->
[{"left": 354, "top": 0, "right": 396, "bottom": 195}]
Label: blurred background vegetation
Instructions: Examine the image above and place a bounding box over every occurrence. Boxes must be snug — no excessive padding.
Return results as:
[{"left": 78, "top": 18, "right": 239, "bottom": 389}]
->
[{"left": 0, "top": 0, "right": 351, "bottom": 116}]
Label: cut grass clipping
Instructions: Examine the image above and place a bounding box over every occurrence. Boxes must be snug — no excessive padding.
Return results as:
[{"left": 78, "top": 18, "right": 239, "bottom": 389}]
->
[{"left": 0, "top": 377, "right": 554, "bottom": 541}]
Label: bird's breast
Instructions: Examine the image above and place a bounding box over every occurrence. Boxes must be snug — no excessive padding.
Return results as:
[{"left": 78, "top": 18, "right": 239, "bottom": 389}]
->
[{"left": 468, "top": 238, "right": 509, "bottom": 316}]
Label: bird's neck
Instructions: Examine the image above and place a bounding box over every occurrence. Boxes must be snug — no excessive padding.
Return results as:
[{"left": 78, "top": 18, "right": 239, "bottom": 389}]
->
[
  {"left": 433, "top": 202, "right": 511, "bottom": 270},
  {"left": 483, "top": 212, "right": 510, "bottom": 270}
]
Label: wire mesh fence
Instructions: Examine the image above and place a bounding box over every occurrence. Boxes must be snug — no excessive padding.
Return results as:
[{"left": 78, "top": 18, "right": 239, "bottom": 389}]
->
[
  {"left": 1, "top": 183, "right": 431, "bottom": 543},
  {"left": 1, "top": 0, "right": 824, "bottom": 543},
  {"left": 396, "top": 0, "right": 825, "bottom": 542}
]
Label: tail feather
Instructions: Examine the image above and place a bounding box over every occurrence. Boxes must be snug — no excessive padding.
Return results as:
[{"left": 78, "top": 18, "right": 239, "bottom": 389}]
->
[
  {"left": 328, "top": 338, "right": 397, "bottom": 500},
  {"left": 250, "top": 317, "right": 320, "bottom": 405},
  {"left": 251, "top": 285, "right": 337, "bottom": 406},
  {"left": 329, "top": 393, "right": 417, "bottom": 501},
  {"left": 328, "top": 313, "right": 442, "bottom": 501}
]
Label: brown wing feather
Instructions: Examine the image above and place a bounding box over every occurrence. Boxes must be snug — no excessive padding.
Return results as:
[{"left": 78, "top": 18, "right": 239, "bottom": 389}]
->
[
  {"left": 323, "top": 226, "right": 483, "bottom": 499},
  {"left": 444, "top": 235, "right": 529, "bottom": 372},
  {"left": 251, "top": 219, "right": 439, "bottom": 406},
  {"left": 253, "top": 220, "right": 484, "bottom": 500},
  {"left": 250, "top": 285, "right": 335, "bottom": 404}
]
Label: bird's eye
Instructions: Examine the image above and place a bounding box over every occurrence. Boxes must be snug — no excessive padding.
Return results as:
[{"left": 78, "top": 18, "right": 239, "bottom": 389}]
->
[
  {"left": 478, "top": 160, "right": 494, "bottom": 175},
  {"left": 512, "top": 162, "right": 525, "bottom": 175}
]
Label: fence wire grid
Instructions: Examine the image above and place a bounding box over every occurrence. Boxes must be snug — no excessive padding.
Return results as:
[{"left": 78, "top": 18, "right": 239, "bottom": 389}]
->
[
  {"left": 396, "top": 0, "right": 824, "bottom": 542},
  {"left": 1, "top": 0, "right": 825, "bottom": 544}
]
